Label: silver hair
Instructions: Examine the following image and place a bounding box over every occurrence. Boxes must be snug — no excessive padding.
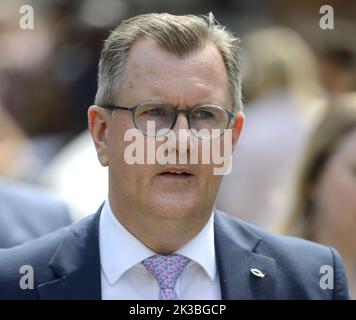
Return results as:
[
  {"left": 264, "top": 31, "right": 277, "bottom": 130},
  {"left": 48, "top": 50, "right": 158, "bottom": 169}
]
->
[{"left": 94, "top": 12, "right": 242, "bottom": 113}]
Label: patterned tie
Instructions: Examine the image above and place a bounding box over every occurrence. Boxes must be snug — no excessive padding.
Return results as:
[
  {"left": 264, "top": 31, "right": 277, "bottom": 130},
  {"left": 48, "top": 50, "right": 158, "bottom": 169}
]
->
[{"left": 142, "top": 254, "right": 190, "bottom": 300}]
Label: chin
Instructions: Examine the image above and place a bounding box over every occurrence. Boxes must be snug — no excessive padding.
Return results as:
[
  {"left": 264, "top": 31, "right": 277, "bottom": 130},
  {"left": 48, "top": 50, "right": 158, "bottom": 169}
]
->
[{"left": 149, "top": 198, "right": 197, "bottom": 220}]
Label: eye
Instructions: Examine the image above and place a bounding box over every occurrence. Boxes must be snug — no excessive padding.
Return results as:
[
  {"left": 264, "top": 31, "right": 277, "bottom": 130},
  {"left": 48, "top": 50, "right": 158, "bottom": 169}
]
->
[
  {"left": 194, "top": 110, "right": 215, "bottom": 120},
  {"left": 144, "top": 108, "right": 166, "bottom": 116}
]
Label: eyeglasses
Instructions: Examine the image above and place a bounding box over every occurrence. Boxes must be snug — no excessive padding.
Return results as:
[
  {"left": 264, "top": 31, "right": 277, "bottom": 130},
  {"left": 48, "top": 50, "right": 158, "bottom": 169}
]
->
[{"left": 100, "top": 101, "right": 234, "bottom": 139}]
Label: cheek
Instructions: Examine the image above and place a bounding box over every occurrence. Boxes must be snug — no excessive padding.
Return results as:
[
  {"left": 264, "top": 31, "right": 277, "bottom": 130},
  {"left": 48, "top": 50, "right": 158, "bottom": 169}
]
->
[
  {"left": 196, "top": 161, "right": 224, "bottom": 198},
  {"left": 108, "top": 123, "right": 154, "bottom": 192},
  {"left": 318, "top": 161, "right": 356, "bottom": 221}
]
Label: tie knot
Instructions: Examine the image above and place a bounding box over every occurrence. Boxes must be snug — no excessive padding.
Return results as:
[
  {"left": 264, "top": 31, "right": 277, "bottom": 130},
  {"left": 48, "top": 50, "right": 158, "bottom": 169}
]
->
[{"left": 142, "top": 254, "right": 190, "bottom": 289}]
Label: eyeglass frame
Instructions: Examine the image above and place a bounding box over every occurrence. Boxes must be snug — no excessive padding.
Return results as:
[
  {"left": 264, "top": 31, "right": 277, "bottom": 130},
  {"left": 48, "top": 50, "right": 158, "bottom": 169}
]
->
[{"left": 99, "top": 101, "right": 235, "bottom": 138}]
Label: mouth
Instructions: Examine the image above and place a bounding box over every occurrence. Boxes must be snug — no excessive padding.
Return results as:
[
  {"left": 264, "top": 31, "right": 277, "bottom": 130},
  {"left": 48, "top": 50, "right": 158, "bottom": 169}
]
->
[{"left": 157, "top": 167, "right": 194, "bottom": 179}]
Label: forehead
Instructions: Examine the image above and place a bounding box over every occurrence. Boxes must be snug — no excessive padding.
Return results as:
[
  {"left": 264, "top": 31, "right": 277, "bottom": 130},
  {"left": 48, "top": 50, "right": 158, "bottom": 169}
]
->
[
  {"left": 339, "top": 128, "right": 356, "bottom": 155},
  {"left": 119, "top": 38, "right": 231, "bottom": 107},
  {"left": 332, "top": 127, "right": 356, "bottom": 164}
]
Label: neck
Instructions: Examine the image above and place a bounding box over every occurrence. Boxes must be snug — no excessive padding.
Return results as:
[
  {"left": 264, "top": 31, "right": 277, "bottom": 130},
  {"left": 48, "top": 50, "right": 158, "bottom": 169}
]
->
[{"left": 108, "top": 196, "right": 213, "bottom": 255}]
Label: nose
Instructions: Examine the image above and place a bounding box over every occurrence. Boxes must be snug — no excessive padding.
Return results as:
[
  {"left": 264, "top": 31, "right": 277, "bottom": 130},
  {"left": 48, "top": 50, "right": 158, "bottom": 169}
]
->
[
  {"left": 171, "top": 112, "right": 191, "bottom": 157},
  {"left": 173, "top": 112, "right": 190, "bottom": 132}
]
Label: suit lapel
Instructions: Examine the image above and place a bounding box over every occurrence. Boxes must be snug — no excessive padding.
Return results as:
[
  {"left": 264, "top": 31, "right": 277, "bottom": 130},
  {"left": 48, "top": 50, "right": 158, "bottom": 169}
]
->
[
  {"left": 36, "top": 207, "right": 277, "bottom": 299},
  {"left": 37, "top": 211, "right": 102, "bottom": 300},
  {"left": 214, "top": 211, "right": 277, "bottom": 300}
]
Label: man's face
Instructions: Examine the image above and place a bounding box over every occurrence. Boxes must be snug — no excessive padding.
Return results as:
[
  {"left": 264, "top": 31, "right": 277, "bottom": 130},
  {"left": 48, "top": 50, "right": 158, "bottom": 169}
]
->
[{"left": 89, "top": 38, "right": 243, "bottom": 226}]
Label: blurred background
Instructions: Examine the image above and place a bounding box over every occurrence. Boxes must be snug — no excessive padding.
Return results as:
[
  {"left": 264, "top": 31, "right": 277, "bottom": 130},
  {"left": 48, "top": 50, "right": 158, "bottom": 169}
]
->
[{"left": 1, "top": 0, "right": 356, "bottom": 295}]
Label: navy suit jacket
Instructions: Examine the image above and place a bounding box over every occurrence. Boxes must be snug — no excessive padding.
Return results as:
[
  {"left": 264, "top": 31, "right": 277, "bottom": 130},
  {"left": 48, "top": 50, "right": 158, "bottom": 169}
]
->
[
  {"left": 0, "top": 180, "right": 72, "bottom": 248},
  {"left": 0, "top": 208, "right": 350, "bottom": 299}
]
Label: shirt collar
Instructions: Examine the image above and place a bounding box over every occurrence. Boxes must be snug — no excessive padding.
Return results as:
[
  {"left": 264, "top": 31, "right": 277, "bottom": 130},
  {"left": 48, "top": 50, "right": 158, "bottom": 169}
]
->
[
  {"left": 176, "top": 213, "right": 217, "bottom": 281},
  {"left": 99, "top": 199, "right": 217, "bottom": 285},
  {"left": 99, "top": 200, "right": 155, "bottom": 285}
]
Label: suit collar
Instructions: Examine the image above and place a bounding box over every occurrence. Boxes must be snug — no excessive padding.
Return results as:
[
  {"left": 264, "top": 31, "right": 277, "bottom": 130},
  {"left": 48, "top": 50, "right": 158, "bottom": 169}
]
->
[
  {"left": 37, "top": 207, "right": 277, "bottom": 300},
  {"left": 37, "top": 210, "right": 102, "bottom": 300},
  {"left": 214, "top": 210, "right": 277, "bottom": 300}
]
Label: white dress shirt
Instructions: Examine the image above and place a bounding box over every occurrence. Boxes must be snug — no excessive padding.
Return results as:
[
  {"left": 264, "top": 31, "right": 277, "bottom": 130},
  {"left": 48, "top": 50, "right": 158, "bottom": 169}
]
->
[{"left": 99, "top": 199, "right": 221, "bottom": 300}]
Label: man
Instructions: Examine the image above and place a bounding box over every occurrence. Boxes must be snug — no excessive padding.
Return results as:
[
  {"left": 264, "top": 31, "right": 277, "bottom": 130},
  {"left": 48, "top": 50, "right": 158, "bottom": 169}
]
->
[
  {"left": 0, "top": 179, "right": 72, "bottom": 248},
  {"left": 0, "top": 13, "right": 349, "bottom": 299}
]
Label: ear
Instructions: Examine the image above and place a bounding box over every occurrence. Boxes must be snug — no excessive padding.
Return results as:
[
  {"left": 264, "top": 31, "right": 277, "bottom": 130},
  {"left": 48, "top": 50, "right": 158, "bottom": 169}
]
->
[
  {"left": 231, "top": 112, "right": 245, "bottom": 150},
  {"left": 88, "top": 105, "right": 111, "bottom": 167}
]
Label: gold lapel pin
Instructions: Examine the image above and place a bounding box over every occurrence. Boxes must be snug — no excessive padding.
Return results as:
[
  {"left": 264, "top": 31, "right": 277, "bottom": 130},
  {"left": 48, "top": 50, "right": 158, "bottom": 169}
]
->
[{"left": 250, "top": 268, "right": 266, "bottom": 278}]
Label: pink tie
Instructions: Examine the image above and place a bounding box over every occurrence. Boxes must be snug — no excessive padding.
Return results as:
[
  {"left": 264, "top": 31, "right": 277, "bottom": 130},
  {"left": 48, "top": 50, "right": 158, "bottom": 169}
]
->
[{"left": 142, "top": 254, "right": 190, "bottom": 300}]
